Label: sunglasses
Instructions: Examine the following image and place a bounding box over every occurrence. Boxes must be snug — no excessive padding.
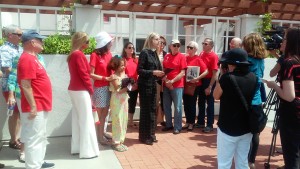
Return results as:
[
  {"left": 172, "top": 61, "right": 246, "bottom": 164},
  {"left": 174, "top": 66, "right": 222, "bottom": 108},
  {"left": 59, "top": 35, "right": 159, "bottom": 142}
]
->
[
  {"left": 172, "top": 44, "right": 180, "bottom": 48},
  {"left": 127, "top": 46, "right": 134, "bottom": 49},
  {"left": 12, "top": 33, "right": 22, "bottom": 37},
  {"left": 160, "top": 42, "right": 166, "bottom": 45},
  {"left": 202, "top": 42, "right": 209, "bottom": 46},
  {"left": 187, "top": 46, "right": 194, "bottom": 50}
]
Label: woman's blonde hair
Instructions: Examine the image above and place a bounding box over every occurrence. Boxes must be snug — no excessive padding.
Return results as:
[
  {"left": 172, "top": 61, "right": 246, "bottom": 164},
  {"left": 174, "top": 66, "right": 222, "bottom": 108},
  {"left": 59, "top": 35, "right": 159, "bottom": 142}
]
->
[
  {"left": 242, "top": 33, "right": 268, "bottom": 59},
  {"left": 143, "top": 32, "right": 159, "bottom": 49},
  {"left": 67, "top": 32, "right": 89, "bottom": 62}
]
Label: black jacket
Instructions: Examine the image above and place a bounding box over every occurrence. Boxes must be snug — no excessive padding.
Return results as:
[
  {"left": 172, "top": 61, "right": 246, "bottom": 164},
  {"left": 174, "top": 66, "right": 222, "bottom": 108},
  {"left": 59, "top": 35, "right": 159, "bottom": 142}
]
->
[{"left": 137, "top": 49, "right": 162, "bottom": 86}]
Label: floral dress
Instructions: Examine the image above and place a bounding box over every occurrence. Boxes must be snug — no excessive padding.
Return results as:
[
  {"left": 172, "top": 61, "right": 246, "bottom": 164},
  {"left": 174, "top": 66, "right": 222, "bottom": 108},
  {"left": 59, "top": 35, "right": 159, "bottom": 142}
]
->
[{"left": 109, "top": 74, "right": 129, "bottom": 144}]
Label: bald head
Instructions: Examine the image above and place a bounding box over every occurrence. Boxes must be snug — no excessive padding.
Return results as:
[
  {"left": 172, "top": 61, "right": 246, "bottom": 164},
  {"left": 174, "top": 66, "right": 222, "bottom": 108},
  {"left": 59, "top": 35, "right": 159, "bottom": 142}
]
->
[{"left": 229, "top": 37, "right": 242, "bottom": 49}]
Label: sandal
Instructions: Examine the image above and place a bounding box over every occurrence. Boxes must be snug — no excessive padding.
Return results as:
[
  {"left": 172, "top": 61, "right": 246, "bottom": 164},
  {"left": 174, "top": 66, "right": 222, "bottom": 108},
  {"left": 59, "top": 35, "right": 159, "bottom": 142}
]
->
[
  {"left": 104, "top": 133, "right": 112, "bottom": 140},
  {"left": 9, "top": 141, "right": 21, "bottom": 150},
  {"left": 121, "top": 144, "right": 128, "bottom": 151},
  {"left": 111, "top": 144, "right": 126, "bottom": 152},
  {"left": 99, "top": 137, "right": 111, "bottom": 146},
  {"left": 182, "top": 123, "right": 189, "bottom": 129}
]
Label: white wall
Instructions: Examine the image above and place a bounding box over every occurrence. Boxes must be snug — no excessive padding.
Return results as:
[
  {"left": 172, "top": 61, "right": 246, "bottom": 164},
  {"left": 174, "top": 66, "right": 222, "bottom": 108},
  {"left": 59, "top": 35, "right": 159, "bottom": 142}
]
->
[
  {"left": 0, "top": 55, "right": 72, "bottom": 140},
  {"left": 1, "top": 12, "right": 70, "bottom": 35},
  {"left": 0, "top": 55, "right": 278, "bottom": 140}
]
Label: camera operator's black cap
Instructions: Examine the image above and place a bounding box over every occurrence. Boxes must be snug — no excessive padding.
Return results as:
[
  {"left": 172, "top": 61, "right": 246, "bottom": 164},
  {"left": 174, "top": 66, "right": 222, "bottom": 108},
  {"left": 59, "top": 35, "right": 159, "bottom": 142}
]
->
[{"left": 220, "top": 48, "right": 252, "bottom": 66}]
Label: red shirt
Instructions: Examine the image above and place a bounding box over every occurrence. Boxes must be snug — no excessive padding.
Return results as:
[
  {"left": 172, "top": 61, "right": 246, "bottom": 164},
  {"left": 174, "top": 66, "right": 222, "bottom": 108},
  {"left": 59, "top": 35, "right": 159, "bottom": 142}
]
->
[
  {"left": 68, "top": 50, "right": 93, "bottom": 94},
  {"left": 186, "top": 56, "right": 207, "bottom": 86},
  {"left": 163, "top": 52, "right": 187, "bottom": 88},
  {"left": 125, "top": 57, "right": 138, "bottom": 81},
  {"left": 199, "top": 51, "right": 219, "bottom": 78},
  {"left": 89, "top": 52, "right": 112, "bottom": 87},
  {"left": 17, "top": 52, "right": 52, "bottom": 112}
]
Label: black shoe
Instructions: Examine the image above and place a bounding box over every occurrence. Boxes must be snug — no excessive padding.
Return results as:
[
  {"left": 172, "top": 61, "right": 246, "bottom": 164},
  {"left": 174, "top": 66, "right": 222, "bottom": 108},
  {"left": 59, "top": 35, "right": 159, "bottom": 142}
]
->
[
  {"left": 173, "top": 129, "right": 180, "bottom": 134},
  {"left": 41, "top": 162, "right": 55, "bottom": 169},
  {"left": 160, "top": 122, "right": 166, "bottom": 126},
  {"left": 140, "top": 139, "right": 153, "bottom": 145},
  {"left": 144, "top": 139, "right": 153, "bottom": 145},
  {"left": 187, "top": 124, "right": 194, "bottom": 131},
  {"left": 202, "top": 126, "right": 213, "bottom": 133},
  {"left": 194, "top": 123, "right": 205, "bottom": 128},
  {"left": 162, "top": 126, "right": 174, "bottom": 131}
]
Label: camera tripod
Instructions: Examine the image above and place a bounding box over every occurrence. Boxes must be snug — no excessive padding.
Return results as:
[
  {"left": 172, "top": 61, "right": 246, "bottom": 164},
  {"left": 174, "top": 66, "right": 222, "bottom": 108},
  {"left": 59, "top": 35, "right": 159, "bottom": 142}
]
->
[{"left": 263, "top": 89, "right": 281, "bottom": 169}]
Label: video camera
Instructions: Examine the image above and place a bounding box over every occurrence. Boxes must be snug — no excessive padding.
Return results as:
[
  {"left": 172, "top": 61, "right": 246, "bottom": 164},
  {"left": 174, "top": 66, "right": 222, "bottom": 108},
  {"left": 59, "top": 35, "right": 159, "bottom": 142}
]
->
[{"left": 263, "top": 26, "right": 285, "bottom": 50}]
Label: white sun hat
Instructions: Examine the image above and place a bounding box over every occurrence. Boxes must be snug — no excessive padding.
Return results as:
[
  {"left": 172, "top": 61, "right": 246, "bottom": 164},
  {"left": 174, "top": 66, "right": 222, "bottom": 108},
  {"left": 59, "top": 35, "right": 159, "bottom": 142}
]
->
[{"left": 95, "top": 31, "right": 113, "bottom": 49}]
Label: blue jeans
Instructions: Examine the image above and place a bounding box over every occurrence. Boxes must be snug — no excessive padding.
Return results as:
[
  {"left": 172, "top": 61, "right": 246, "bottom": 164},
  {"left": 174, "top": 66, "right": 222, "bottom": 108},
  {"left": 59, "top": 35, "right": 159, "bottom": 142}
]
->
[
  {"left": 197, "top": 78, "right": 215, "bottom": 127},
  {"left": 163, "top": 87, "right": 183, "bottom": 131}
]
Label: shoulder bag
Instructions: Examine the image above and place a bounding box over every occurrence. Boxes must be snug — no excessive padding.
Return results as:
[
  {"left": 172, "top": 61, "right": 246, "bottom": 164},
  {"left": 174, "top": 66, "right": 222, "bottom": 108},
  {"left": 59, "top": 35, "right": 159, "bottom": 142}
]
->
[
  {"left": 229, "top": 74, "right": 268, "bottom": 134},
  {"left": 184, "top": 82, "right": 197, "bottom": 96}
]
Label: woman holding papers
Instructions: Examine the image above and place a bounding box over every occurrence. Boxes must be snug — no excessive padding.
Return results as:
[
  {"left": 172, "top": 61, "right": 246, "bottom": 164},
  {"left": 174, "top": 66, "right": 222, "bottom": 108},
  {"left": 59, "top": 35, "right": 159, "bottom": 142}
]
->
[{"left": 183, "top": 41, "right": 208, "bottom": 131}]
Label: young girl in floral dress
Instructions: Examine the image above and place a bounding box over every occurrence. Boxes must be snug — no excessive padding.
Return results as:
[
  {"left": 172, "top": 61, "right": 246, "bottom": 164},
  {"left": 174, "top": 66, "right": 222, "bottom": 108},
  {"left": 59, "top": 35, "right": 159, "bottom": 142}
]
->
[{"left": 108, "top": 56, "right": 129, "bottom": 152}]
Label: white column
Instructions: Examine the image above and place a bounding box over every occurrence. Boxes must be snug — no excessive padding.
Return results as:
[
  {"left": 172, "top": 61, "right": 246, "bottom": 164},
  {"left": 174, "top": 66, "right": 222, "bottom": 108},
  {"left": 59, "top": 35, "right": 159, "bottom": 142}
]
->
[
  {"left": 72, "top": 4, "right": 102, "bottom": 36},
  {"left": 239, "top": 14, "right": 260, "bottom": 38}
]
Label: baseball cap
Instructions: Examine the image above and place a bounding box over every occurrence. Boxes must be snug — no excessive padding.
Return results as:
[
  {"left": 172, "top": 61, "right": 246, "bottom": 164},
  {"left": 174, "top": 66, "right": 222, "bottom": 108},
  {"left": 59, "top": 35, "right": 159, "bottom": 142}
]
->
[
  {"left": 21, "top": 30, "right": 46, "bottom": 43},
  {"left": 171, "top": 39, "right": 180, "bottom": 45}
]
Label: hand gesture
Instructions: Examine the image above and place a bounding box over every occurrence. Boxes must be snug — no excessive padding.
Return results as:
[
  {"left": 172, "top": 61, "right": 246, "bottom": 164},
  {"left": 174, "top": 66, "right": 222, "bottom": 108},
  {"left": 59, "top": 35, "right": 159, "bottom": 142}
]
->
[
  {"left": 106, "top": 74, "right": 117, "bottom": 82},
  {"left": 28, "top": 106, "right": 37, "bottom": 120},
  {"left": 7, "top": 96, "right": 16, "bottom": 107},
  {"left": 153, "top": 70, "right": 165, "bottom": 77},
  {"left": 189, "top": 78, "right": 199, "bottom": 83},
  {"left": 205, "top": 87, "right": 211, "bottom": 96},
  {"left": 266, "top": 80, "right": 277, "bottom": 89},
  {"left": 165, "top": 80, "right": 174, "bottom": 90}
]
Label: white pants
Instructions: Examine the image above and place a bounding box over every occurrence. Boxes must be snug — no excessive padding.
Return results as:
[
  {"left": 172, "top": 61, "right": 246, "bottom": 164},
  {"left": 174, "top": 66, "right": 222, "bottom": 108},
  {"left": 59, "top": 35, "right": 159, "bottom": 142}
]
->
[
  {"left": 20, "top": 111, "right": 48, "bottom": 169},
  {"left": 69, "top": 90, "right": 99, "bottom": 158},
  {"left": 217, "top": 128, "right": 253, "bottom": 169}
]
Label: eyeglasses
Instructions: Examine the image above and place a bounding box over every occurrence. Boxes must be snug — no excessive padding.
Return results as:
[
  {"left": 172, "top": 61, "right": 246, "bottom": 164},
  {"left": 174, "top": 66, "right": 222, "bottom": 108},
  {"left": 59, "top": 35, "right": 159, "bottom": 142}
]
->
[
  {"left": 172, "top": 44, "right": 180, "bottom": 48},
  {"left": 160, "top": 42, "right": 166, "bottom": 45},
  {"left": 12, "top": 33, "right": 22, "bottom": 37},
  {"left": 202, "top": 42, "right": 209, "bottom": 46},
  {"left": 127, "top": 46, "right": 134, "bottom": 49},
  {"left": 187, "top": 46, "right": 194, "bottom": 50}
]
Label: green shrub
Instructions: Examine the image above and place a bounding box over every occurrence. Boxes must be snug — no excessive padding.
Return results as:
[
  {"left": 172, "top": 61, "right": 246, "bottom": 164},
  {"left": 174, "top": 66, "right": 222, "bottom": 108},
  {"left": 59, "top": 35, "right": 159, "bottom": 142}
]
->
[
  {"left": 42, "top": 34, "right": 71, "bottom": 54},
  {"left": 0, "top": 38, "right": 5, "bottom": 46},
  {"left": 40, "top": 34, "right": 96, "bottom": 55},
  {"left": 1, "top": 34, "right": 95, "bottom": 55}
]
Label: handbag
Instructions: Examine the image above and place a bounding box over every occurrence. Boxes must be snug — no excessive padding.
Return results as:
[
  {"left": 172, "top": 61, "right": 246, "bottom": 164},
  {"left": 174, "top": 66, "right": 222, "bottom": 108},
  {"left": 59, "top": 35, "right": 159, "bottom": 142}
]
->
[
  {"left": 184, "top": 82, "right": 196, "bottom": 96},
  {"left": 229, "top": 74, "right": 268, "bottom": 134}
]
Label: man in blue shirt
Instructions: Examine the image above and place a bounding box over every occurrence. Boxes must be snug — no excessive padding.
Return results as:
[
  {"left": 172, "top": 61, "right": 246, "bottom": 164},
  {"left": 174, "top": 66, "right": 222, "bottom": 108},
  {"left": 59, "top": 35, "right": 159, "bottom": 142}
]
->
[{"left": 0, "top": 25, "right": 23, "bottom": 151}]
